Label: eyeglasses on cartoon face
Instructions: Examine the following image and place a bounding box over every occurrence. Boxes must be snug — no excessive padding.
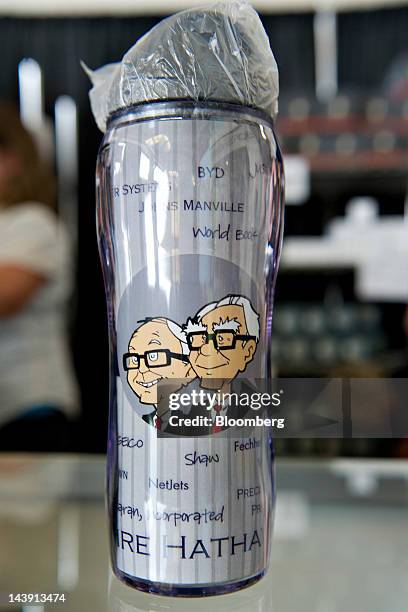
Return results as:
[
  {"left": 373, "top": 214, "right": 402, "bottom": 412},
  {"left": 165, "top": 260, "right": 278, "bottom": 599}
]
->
[
  {"left": 186, "top": 330, "right": 256, "bottom": 351},
  {"left": 123, "top": 349, "right": 189, "bottom": 371}
]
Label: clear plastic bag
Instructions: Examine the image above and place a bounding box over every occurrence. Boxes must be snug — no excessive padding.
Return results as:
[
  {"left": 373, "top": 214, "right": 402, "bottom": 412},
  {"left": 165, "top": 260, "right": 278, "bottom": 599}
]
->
[{"left": 85, "top": 0, "right": 279, "bottom": 131}]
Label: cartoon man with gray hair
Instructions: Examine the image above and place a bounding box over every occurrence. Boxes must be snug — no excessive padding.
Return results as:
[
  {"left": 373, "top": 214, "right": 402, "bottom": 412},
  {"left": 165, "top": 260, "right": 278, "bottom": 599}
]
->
[
  {"left": 123, "top": 318, "right": 193, "bottom": 425},
  {"left": 184, "top": 295, "right": 260, "bottom": 390}
]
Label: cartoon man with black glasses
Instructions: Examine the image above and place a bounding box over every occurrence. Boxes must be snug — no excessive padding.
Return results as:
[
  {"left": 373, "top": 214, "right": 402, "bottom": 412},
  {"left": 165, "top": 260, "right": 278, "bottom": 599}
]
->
[
  {"left": 184, "top": 295, "right": 259, "bottom": 392},
  {"left": 123, "top": 317, "right": 193, "bottom": 425}
]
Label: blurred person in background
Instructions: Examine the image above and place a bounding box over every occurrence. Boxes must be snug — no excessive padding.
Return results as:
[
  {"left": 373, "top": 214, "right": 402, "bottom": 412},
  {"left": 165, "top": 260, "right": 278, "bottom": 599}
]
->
[{"left": 0, "top": 103, "right": 79, "bottom": 451}]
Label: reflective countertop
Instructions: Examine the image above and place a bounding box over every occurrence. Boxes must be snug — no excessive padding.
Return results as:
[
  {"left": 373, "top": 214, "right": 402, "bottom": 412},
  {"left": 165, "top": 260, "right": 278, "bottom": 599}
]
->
[{"left": 0, "top": 454, "right": 407, "bottom": 611}]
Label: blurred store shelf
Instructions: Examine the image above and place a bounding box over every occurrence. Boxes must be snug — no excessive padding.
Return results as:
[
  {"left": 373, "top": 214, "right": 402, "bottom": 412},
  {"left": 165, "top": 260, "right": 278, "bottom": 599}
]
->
[{"left": 276, "top": 93, "right": 408, "bottom": 177}]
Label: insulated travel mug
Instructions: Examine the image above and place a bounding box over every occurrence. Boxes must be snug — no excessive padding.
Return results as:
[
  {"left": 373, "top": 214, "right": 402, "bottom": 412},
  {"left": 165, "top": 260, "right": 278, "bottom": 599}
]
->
[{"left": 88, "top": 0, "right": 284, "bottom": 596}]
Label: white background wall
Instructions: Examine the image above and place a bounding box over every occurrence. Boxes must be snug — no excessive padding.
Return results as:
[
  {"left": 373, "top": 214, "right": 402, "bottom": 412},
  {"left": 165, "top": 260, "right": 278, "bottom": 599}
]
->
[{"left": 1, "top": 0, "right": 407, "bottom": 16}]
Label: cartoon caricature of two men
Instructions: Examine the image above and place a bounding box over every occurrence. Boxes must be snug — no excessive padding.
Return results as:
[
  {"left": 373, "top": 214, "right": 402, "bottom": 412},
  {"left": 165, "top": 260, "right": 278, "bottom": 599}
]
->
[{"left": 123, "top": 295, "right": 259, "bottom": 429}]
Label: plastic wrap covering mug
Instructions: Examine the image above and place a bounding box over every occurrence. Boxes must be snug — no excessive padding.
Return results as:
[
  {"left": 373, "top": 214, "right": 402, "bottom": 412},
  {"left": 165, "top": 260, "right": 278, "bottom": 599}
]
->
[{"left": 85, "top": 0, "right": 285, "bottom": 597}]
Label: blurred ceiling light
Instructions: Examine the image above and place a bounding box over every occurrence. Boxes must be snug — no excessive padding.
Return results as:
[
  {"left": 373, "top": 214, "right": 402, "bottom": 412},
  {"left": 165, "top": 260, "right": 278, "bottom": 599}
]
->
[
  {"left": 18, "top": 58, "right": 54, "bottom": 161},
  {"left": 55, "top": 95, "right": 78, "bottom": 247},
  {"left": 55, "top": 96, "right": 78, "bottom": 183},
  {"left": 314, "top": 8, "right": 338, "bottom": 102},
  {"left": 18, "top": 58, "right": 43, "bottom": 130}
]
